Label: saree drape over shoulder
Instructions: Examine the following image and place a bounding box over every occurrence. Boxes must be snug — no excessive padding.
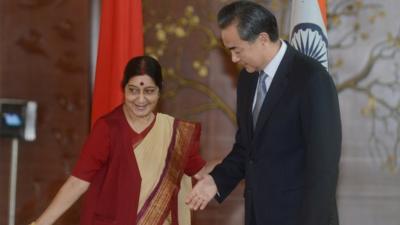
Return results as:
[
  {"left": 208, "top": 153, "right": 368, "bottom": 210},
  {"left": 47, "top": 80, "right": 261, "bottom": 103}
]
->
[{"left": 72, "top": 106, "right": 205, "bottom": 225}]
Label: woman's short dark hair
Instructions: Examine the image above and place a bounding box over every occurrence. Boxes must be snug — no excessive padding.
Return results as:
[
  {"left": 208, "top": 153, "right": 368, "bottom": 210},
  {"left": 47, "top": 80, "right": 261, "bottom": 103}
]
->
[
  {"left": 121, "top": 55, "right": 163, "bottom": 90},
  {"left": 217, "top": 0, "right": 279, "bottom": 42}
]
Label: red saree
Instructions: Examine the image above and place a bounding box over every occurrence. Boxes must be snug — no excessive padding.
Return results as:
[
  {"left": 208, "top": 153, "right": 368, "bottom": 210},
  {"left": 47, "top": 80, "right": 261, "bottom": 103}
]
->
[{"left": 72, "top": 106, "right": 205, "bottom": 225}]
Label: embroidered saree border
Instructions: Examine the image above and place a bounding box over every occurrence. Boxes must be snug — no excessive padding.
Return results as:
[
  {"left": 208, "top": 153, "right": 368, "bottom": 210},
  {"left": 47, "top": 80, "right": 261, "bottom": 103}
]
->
[{"left": 137, "top": 120, "right": 196, "bottom": 225}]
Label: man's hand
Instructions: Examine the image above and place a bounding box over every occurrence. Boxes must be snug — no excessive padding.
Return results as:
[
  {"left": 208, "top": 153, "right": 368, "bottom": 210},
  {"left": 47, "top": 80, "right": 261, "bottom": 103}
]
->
[{"left": 185, "top": 174, "right": 217, "bottom": 210}]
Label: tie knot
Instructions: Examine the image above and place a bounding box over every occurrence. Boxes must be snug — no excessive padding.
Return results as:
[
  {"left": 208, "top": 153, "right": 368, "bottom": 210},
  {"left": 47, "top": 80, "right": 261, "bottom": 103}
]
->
[{"left": 259, "top": 71, "right": 268, "bottom": 82}]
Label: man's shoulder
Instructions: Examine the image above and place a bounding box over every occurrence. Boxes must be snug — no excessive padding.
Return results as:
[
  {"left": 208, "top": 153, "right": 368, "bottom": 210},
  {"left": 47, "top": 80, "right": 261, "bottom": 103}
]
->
[
  {"left": 281, "top": 45, "right": 333, "bottom": 89},
  {"left": 286, "top": 44, "right": 327, "bottom": 74}
]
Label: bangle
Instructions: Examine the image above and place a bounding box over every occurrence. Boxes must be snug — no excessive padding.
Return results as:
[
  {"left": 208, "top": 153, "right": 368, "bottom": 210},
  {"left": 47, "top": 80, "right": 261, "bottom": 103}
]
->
[{"left": 30, "top": 222, "right": 36, "bottom": 225}]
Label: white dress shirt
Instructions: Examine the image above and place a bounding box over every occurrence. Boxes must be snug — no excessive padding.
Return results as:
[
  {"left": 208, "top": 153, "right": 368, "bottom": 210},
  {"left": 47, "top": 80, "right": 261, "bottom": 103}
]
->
[{"left": 252, "top": 40, "right": 287, "bottom": 110}]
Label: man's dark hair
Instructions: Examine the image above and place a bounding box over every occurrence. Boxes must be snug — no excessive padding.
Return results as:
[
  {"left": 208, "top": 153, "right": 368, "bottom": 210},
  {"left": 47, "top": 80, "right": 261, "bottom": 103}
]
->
[
  {"left": 121, "top": 55, "right": 163, "bottom": 91},
  {"left": 217, "top": 0, "right": 279, "bottom": 42}
]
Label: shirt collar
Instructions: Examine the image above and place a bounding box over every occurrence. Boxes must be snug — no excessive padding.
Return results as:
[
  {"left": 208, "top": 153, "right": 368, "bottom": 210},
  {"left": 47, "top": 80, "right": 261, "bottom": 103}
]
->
[{"left": 261, "top": 40, "right": 287, "bottom": 79}]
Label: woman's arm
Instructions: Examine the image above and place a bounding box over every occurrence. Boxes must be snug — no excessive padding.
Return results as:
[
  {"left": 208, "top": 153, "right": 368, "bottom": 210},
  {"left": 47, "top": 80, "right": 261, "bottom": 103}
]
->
[{"left": 32, "top": 176, "right": 89, "bottom": 225}]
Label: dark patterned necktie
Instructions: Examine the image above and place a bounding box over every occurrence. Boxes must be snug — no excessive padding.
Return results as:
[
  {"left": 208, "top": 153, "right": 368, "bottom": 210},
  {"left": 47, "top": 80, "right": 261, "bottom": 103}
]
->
[{"left": 253, "top": 71, "right": 268, "bottom": 128}]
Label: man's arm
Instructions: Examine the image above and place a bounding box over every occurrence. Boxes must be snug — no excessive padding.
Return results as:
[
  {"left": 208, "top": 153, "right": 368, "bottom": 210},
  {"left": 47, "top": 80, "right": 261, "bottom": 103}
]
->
[
  {"left": 209, "top": 71, "right": 250, "bottom": 202},
  {"left": 186, "top": 71, "right": 250, "bottom": 209},
  {"left": 300, "top": 70, "right": 342, "bottom": 225},
  {"left": 185, "top": 132, "right": 247, "bottom": 210},
  {"left": 209, "top": 132, "right": 247, "bottom": 202}
]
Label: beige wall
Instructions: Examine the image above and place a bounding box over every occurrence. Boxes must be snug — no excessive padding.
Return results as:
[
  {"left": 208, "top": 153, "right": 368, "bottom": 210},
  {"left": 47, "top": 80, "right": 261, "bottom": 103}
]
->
[{"left": 328, "top": 0, "right": 400, "bottom": 224}]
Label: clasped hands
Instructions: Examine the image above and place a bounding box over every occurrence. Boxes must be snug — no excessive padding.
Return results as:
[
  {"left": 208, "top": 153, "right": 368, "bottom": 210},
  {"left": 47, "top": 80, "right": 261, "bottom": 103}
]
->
[{"left": 185, "top": 174, "right": 218, "bottom": 210}]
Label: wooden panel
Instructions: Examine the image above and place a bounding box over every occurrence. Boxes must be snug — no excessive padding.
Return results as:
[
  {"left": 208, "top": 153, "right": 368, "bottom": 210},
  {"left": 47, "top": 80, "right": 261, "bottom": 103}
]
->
[{"left": 0, "top": 0, "right": 90, "bottom": 224}]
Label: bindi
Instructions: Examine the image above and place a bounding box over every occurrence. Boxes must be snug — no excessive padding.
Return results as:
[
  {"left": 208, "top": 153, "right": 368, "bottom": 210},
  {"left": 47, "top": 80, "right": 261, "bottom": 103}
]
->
[{"left": 140, "top": 82, "right": 144, "bottom": 86}]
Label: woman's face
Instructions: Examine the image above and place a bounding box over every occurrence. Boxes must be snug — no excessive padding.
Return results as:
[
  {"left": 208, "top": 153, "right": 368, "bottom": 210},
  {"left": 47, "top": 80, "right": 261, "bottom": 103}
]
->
[{"left": 124, "top": 74, "right": 160, "bottom": 118}]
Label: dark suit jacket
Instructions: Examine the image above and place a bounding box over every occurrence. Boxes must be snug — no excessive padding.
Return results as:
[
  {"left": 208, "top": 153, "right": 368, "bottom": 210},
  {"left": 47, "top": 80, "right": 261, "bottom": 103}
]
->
[{"left": 210, "top": 43, "right": 342, "bottom": 225}]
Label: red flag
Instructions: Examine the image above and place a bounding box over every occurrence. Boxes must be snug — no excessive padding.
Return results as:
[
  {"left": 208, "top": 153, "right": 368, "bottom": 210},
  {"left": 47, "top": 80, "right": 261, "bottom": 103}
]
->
[
  {"left": 318, "top": 0, "right": 327, "bottom": 26},
  {"left": 289, "top": 0, "right": 328, "bottom": 70},
  {"left": 91, "top": 0, "right": 144, "bottom": 126}
]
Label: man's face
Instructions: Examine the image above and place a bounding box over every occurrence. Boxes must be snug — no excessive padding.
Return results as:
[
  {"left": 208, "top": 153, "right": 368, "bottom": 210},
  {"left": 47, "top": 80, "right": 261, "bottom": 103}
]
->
[{"left": 221, "top": 24, "right": 267, "bottom": 73}]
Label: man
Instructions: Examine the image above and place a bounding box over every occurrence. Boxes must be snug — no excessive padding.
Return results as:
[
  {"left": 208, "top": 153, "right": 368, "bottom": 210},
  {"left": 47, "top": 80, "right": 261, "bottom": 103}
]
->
[{"left": 186, "top": 1, "right": 342, "bottom": 225}]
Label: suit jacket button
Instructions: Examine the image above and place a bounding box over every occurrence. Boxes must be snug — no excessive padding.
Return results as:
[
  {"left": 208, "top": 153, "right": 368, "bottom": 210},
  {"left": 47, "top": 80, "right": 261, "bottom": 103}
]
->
[{"left": 249, "top": 160, "right": 254, "bottom": 165}]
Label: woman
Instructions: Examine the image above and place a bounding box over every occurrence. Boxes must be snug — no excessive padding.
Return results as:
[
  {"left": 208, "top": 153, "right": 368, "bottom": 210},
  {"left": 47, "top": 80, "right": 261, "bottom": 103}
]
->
[{"left": 31, "top": 56, "right": 206, "bottom": 225}]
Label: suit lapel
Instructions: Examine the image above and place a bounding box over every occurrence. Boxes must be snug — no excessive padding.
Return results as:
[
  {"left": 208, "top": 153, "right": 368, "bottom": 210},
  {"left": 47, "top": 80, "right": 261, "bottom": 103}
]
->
[
  {"left": 245, "top": 72, "right": 259, "bottom": 139},
  {"left": 253, "top": 44, "right": 295, "bottom": 137}
]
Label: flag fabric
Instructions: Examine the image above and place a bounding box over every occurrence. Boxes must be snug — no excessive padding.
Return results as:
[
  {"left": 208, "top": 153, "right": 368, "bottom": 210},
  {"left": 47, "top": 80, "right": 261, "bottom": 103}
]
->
[
  {"left": 91, "top": 0, "right": 144, "bottom": 126},
  {"left": 289, "top": 0, "right": 328, "bottom": 70}
]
